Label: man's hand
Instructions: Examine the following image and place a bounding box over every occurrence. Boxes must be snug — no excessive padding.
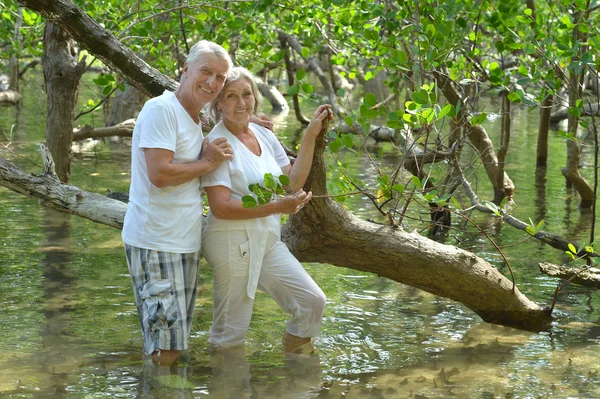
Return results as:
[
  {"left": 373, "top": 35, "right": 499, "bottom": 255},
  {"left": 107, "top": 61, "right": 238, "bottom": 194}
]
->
[
  {"left": 250, "top": 113, "right": 274, "bottom": 131},
  {"left": 201, "top": 137, "right": 233, "bottom": 171}
]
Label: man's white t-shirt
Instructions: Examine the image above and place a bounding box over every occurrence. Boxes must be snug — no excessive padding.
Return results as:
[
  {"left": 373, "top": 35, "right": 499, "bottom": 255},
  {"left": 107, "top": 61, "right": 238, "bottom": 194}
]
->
[{"left": 122, "top": 90, "right": 204, "bottom": 253}]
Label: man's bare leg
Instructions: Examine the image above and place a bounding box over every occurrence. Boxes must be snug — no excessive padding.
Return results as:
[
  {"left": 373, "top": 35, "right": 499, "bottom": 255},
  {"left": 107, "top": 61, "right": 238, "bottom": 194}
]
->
[{"left": 151, "top": 349, "right": 179, "bottom": 366}]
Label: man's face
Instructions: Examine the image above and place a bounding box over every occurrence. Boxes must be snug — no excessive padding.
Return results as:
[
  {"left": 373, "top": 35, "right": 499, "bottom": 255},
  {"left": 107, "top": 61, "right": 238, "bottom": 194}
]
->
[{"left": 180, "top": 52, "right": 229, "bottom": 110}]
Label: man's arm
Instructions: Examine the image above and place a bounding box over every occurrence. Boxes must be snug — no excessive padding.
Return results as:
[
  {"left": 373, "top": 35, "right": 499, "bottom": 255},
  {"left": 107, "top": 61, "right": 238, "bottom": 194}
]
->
[{"left": 145, "top": 137, "right": 232, "bottom": 188}]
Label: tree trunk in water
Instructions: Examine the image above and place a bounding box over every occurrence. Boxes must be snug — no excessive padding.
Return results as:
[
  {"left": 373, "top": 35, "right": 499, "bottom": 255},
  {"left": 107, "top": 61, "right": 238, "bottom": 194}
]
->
[
  {"left": 106, "top": 83, "right": 146, "bottom": 126},
  {"left": 496, "top": 92, "right": 511, "bottom": 204},
  {"left": 280, "top": 36, "right": 309, "bottom": 125},
  {"left": 561, "top": 9, "right": 593, "bottom": 209},
  {"left": 468, "top": 125, "right": 515, "bottom": 201},
  {"left": 536, "top": 93, "right": 553, "bottom": 166},
  {"left": 42, "top": 22, "right": 86, "bottom": 183},
  {"left": 255, "top": 76, "right": 289, "bottom": 114},
  {"left": 8, "top": 8, "right": 23, "bottom": 92},
  {"left": 435, "top": 71, "right": 515, "bottom": 201}
]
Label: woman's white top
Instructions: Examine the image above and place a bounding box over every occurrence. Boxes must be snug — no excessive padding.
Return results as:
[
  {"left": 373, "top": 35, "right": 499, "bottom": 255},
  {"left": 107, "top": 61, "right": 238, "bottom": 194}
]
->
[{"left": 201, "top": 121, "right": 290, "bottom": 298}]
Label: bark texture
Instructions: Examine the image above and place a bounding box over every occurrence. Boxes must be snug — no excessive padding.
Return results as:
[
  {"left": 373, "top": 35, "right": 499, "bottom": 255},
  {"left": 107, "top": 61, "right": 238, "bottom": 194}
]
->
[
  {"left": 106, "top": 84, "right": 146, "bottom": 126},
  {"left": 42, "top": 22, "right": 86, "bottom": 183}
]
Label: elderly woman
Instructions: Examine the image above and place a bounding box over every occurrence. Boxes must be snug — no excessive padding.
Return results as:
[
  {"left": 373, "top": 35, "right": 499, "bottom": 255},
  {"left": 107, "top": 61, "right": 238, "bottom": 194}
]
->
[{"left": 201, "top": 67, "right": 332, "bottom": 352}]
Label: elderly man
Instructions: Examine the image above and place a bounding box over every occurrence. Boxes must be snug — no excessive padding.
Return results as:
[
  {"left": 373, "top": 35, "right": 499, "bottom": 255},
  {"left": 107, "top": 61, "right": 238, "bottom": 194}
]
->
[{"left": 122, "top": 40, "right": 268, "bottom": 366}]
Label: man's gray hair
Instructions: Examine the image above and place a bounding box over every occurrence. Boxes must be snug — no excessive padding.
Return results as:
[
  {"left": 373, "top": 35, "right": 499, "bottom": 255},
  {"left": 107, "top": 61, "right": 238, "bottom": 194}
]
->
[
  {"left": 208, "top": 67, "right": 263, "bottom": 122},
  {"left": 186, "top": 40, "right": 233, "bottom": 70}
]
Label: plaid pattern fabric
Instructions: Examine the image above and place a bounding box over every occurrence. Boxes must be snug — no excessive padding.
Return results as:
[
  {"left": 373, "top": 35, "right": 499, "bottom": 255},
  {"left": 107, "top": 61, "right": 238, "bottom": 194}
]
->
[{"left": 125, "top": 244, "right": 200, "bottom": 355}]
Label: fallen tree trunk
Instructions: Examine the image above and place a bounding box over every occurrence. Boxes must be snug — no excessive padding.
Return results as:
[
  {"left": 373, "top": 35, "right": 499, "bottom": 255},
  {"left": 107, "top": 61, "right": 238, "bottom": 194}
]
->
[
  {"left": 0, "top": 145, "right": 127, "bottom": 228},
  {"left": 0, "top": 90, "right": 22, "bottom": 106},
  {"left": 72, "top": 119, "right": 135, "bottom": 141},
  {"left": 539, "top": 262, "right": 600, "bottom": 289}
]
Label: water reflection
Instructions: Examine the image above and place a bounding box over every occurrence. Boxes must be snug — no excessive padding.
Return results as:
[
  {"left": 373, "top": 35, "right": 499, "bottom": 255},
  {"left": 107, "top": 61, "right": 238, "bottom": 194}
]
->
[{"left": 39, "top": 209, "right": 76, "bottom": 397}]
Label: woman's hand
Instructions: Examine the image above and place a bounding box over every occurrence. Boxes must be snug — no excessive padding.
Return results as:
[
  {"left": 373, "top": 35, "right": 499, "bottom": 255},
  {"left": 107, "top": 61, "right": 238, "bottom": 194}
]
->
[
  {"left": 305, "top": 104, "right": 334, "bottom": 140},
  {"left": 275, "top": 189, "right": 313, "bottom": 214}
]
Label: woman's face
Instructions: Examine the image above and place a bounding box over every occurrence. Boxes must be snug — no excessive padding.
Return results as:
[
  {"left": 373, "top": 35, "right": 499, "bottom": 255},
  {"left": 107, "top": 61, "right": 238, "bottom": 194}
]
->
[{"left": 218, "top": 79, "right": 256, "bottom": 125}]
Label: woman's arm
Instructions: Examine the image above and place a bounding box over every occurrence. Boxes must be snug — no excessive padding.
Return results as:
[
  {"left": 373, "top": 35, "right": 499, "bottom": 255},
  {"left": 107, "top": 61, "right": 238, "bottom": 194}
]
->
[
  {"left": 286, "top": 104, "right": 333, "bottom": 191},
  {"left": 205, "top": 185, "right": 312, "bottom": 220}
]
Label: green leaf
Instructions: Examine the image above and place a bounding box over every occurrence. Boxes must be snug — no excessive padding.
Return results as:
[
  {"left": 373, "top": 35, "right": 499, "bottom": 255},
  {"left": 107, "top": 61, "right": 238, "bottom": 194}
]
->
[
  {"left": 344, "top": 116, "right": 354, "bottom": 126},
  {"left": 437, "top": 104, "right": 453, "bottom": 119},
  {"left": 242, "top": 195, "right": 257, "bottom": 208},
  {"left": 585, "top": 246, "right": 594, "bottom": 253},
  {"left": 296, "top": 68, "right": 306, "bottom": 81},
  {"left": 264, "top": 173, "right": 276, "bottom": 190},
  {"left": 93, "top": 77, "right": 108, "bottom": 86},
  {"left": 360, "top": 104, "right": 379, "bottom": 119},
  {"left": 342, "top": 133, "right": 354, "bottom": 148},
  {"left": 451, "top": 196, "right": 462, "bottom": 210},
  {"left": 301, "top": 47, "right": 310, "bottom": 58},
  {"left": 391, "top": 184, "right": 404, "bottom": 193},
  {"left": 279, "top": 174, "right": 291, "bottom": 186},
  {"left": 484, "top": 201, "right": 500, "bottom": 216},
  {"left": 411, "top": 176, "right": 423, "bottom": 189},
  {"left": 336, "top": 88, "right": 346, "bottom": 97},
  {"left": 363, "top": 93, "right": 378, "bottom": 107},
  {"left": 302, "top": 83, "right": 314, "bottom": 94},
  {"left": 526, "top": 226, "right": 536, "bottom": 236},
  {"left": 536, "top": 219, "right": 545, "bottom": 231},
  {"left": 565, "top": 251, "right": 575, "bottom": 260},
  {"left": 287, "top": 85, "right": 299, "bottom": 96},
  {"left": 568, "top": 243, "right": 577, "bottom": 253},
  {"left": 329, "top": 137, "right": 342, "bottom": 153}
]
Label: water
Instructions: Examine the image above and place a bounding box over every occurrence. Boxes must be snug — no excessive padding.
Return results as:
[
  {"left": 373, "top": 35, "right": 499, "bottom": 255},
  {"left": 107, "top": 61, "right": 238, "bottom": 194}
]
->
[{"left": 1, "top": 73, "right": 600, "bottom": 398}]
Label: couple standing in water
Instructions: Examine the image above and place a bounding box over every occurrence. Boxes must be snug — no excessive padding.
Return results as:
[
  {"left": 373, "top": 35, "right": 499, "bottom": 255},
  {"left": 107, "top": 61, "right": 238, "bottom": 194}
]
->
[{"left": 121, "top": 40, "right": 333, "bottom": 366}]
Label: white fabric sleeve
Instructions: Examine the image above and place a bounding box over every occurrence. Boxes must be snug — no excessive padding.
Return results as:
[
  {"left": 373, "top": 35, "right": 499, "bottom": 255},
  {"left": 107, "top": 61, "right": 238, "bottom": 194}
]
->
[
  {"left": 200, "top": 159, "right": 232, "bottom": 190},
  {"left": 252, "top": 123, "right": 290, "bottom": 168},
  {"left": 137, "top": 103, "right": 177, "bottom": 152}
]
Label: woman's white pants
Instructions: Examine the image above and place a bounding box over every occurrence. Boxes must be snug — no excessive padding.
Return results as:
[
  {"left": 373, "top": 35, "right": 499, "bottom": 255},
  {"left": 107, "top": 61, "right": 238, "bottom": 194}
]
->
[{"left": 203, "top": 230, "right": 326, "bottom": 349}]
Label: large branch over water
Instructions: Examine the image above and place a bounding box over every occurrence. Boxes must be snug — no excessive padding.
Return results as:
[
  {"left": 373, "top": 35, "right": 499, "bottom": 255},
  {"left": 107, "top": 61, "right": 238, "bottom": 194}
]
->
[
  {"left": 7, "top": 0, "right": 553, "bottom": 331},
  {"left": 18, "top": 0, "right": 176, "bottom": 97}
]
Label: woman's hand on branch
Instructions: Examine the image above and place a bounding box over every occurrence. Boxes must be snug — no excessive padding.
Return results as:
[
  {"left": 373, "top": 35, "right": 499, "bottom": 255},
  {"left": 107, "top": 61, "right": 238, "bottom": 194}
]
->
[
  {"left": 305, "top": 104, "right": 334, "bottom": 140},
  {"left": 276, "top": 189, "right": 313, "bottom": 214}
]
